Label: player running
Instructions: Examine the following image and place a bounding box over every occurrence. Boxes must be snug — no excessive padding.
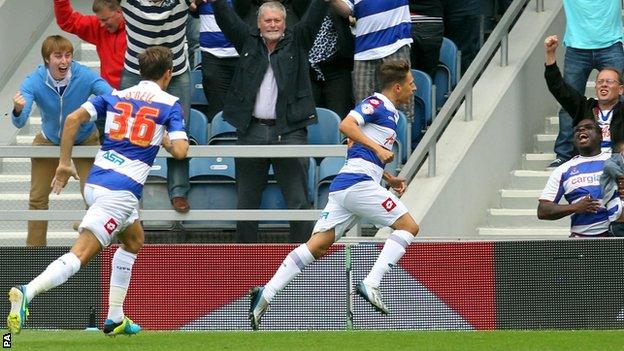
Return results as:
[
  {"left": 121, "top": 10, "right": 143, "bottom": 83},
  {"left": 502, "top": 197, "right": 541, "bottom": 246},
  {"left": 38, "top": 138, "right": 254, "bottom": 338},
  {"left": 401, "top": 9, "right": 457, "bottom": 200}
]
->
[
  {"left": 6, "top": 46, "right": 188, "bottom": 336},
  {"left": 249, "top": 59, "right": 419, "bottom": 330}
]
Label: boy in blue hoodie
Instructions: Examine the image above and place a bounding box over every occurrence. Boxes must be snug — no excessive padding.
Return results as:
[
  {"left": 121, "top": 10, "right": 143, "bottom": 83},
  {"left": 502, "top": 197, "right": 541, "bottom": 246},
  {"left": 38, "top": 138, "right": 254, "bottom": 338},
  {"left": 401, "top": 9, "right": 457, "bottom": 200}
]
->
[{"left": 10, "top": 35, "right": 112, "bottom": 246}]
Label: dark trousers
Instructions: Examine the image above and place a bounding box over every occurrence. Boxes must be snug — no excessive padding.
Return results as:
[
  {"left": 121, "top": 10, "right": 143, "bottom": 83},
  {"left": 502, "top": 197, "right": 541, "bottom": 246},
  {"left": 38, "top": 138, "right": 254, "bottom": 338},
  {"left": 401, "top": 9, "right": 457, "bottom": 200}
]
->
[
  {"left": 311, "top": 69, "right": 353, "bottom": 119},
  {"left": 201, "top": 51, "right": 238, "bottom": 120},
  {"left": 235, "top": 122, "right": 314, "bottom": 243},
  {"left": 410, "top": 21, "right": 444, "bottom": 78},
  {"left": 444, "top": 15, "right": 480, "bottom": 74}
]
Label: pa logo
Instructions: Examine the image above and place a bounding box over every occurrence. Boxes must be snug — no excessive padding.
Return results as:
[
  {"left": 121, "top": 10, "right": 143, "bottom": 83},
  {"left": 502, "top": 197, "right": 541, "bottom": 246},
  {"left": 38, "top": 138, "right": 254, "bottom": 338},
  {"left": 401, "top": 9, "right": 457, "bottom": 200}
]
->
[{"left": 3, "top": 333, "right": 11, "bottom": 349}]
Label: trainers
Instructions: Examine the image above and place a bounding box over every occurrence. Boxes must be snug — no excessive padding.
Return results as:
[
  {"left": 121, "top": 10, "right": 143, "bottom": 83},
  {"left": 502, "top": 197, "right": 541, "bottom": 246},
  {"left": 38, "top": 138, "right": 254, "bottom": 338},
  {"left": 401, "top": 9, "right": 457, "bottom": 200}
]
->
[
  {"left": 171, "top": 197, "right": 190, "bottom": 213},
  {"left": 355, "top": 282, "right": 389, "bottom": 315},
  {"left": 7, "top": 286, "right": 29, "bottom": 334},
  {"left": 103, "top": 316, "right": 141, "bottom": 336},
  {"left": 249, "top": 286, "right": 269, "bottom": 331},
  {"left": 547, "top": 158, "right": 567, "bottom": 169}
]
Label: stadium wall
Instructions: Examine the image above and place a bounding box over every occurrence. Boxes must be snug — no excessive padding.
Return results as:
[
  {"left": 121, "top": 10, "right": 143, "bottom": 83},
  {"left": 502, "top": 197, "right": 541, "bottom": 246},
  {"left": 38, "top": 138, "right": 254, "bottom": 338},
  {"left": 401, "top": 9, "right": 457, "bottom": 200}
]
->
[
  {"left": 2, "top": 240, "right": 622, "bottom": 331},
  {"left": 400, "top": 0, "right": 565, "bottom": 238}
]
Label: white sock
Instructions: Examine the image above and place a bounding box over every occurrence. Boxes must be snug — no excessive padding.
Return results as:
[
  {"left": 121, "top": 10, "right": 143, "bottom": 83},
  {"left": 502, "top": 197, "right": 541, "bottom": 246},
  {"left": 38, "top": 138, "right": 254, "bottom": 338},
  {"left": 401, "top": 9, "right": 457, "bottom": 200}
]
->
[
  {"left": 107, "top": 248, "right": 137, "bottom": 323},
  {"left": 263, "top": 244, "right": 315, "bottom": 302},
  {"left": 25, "top": 252, "right": 81, "bottom": 302},
  {"left": 363, "top": 230, "right": 413, "bottom": 288}
]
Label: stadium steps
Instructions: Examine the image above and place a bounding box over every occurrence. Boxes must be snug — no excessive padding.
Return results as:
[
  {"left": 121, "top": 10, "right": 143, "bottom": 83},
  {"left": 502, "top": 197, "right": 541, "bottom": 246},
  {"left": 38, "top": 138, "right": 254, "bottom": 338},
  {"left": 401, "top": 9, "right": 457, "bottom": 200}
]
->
[
  {"left": 476, "top": 75, "right": 600, "bottom": 238},
  {"left": 476, "top": 113, "right": 571, "bottom": 238}
]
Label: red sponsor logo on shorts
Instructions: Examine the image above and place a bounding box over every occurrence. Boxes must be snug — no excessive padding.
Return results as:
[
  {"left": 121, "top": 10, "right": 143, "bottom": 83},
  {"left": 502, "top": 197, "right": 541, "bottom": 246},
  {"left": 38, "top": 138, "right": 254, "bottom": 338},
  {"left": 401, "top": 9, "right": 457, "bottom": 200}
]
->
[
  {"left": 104, "top": 218, "right": 118, "bottom": 235},
  {"left": 381, "top": 198, "right": 396, "bottom": 212}
]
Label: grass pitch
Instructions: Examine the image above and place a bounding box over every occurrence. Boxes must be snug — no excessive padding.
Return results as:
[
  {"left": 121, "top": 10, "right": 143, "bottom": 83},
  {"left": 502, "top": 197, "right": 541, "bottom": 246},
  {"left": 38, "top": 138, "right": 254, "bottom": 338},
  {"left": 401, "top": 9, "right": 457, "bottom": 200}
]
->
[{"left": 2, "top": 329, "right": 624, "bottom": 351}]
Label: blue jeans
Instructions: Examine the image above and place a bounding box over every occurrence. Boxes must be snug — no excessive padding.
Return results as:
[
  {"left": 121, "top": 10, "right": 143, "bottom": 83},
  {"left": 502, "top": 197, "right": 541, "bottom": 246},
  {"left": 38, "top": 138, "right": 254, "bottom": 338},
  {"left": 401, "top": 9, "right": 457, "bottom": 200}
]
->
[
  {"left": 555, "top": 42, "right": 624, "bottom": 160},
  {"left": 120, "top": 69, "right": 191, "bottom": 199}
]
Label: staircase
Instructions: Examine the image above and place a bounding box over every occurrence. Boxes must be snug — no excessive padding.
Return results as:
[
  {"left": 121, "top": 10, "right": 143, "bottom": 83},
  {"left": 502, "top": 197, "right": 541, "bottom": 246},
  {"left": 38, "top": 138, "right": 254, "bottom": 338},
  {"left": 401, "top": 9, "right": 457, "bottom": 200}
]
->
[
  {"left": 476, "top": 81, "right": 597, "bottom": 239},
  {"left": 0, "top": 43, "right": 100, "bottom": 246}
]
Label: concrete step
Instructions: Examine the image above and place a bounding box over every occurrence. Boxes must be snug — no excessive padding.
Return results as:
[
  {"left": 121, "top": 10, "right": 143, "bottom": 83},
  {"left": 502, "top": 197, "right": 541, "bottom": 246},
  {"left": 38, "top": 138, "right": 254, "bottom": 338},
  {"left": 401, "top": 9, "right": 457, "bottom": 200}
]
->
[
  {"left": 522, "top": 153, "right": 556, "bottom": 170},
  {"left": 477, "top": 227, "right": 570, "bottom": 237},
  {"left": 75, "top": 60, "right": 100, "bottom": 75},
  {"left": 1, "top": 158, "right": 31, "bottom": 174},
  {"left": 78, "top": 43, "right": 98, "bottom": 62},
  {"left": 500, "top": 189, "right": 541, "bottom": 208},
  {"left": 0, "top": 193, "right": 85, "bottom": 210},
  {"left": 534, "top": 134, "right": 556, "bottom": 154},
  {"left": 17, "top": 116, "right": 42, "bottom": 136},
  {"left": 0, "top": 231, "right": 78, "bottom": 246},
  {"left": 485, "top": 208, "right": 570, "bottom": 228},
  {"left": 15, "top": 135, "right": 35, "bottom": 145},
  {"left": 508, "top": 170, "right": 552, "bottom": 189},
  {"left": 0, "top": 175, "right": 81, "bottom": 193},
  {"left": 544, "top": 115, "right": 558, "bottom": 134}
]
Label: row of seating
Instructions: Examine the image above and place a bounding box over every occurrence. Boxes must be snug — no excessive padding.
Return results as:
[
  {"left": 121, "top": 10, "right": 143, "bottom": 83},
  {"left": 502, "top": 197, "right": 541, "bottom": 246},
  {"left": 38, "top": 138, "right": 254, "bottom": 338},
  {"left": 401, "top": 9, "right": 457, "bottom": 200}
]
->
[{"left": 142, "top": 155, "right": 347, "bottom": 230}]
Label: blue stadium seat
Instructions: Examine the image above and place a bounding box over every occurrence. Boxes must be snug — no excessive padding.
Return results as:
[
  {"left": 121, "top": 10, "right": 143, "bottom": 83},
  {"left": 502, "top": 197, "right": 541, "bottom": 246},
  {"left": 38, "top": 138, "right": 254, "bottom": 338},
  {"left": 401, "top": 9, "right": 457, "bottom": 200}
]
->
[
  {"left": 190, "top": 70, "right": 208, "bottom": 107},
  {"left": 308, "top": 108, "right": 342, "bottom": 145},
  {"left": 396, "top": 111, "right": 408, "bottom": 163},
  {"left": 434, "top": 37, "right": 460, "bottom": 109},
  {"left": 188, "top": 108, "right": 208, "bottom": 145},
  {"left": 316, "top": 156, "right": 345, "bottom": 209},
  {"left": 208, "top": 111, "right": 237, "bottom": 145},
  {"left": 182, "top": 157, "right": 237, "bottom": 230},
  {"left": 411, "top": 69, "right": 435, "bottom": 149}
]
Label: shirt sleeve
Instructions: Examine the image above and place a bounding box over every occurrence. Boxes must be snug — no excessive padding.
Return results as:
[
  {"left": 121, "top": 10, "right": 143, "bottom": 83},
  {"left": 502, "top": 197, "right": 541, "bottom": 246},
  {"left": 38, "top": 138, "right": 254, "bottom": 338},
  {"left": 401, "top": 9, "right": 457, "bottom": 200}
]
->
[
  {"left": 540, "top": 168, "right": 565, "bottom": 203},
  {"left": 82, "top": 95, "right": 108, "bottom": 122},
  {"left": 166, "top": 102, "right": 188, "bottom": 141}
]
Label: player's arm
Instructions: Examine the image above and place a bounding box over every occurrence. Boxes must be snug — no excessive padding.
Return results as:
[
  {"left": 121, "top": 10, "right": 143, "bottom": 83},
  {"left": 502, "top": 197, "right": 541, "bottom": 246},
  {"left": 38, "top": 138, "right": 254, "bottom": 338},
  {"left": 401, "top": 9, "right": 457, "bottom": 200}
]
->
[
  {"left": 537, "top": 196, "right": 601, "bottom": 220},
  {"left": 382, "top": 171, "right": 406, "bottom": 196},
  {"left": 339, "top": 115, "right": 394, "bottom": 163},
  {"left": 162, "top": 132, "right": 189, "bottom": 160},
  {"left": 51, "top": 107, "right": 91, "bottom": 194}
]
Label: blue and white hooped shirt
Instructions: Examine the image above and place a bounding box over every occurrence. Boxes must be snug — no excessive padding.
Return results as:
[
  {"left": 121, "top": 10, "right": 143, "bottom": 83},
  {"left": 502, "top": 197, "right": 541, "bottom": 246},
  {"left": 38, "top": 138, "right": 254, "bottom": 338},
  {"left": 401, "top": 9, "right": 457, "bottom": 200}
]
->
[
  {"left": 329, "top": 92, "right": 398, "bottom": 192},
  {"left": 81, "top": 80, "right": 188, "bottom": 200}
]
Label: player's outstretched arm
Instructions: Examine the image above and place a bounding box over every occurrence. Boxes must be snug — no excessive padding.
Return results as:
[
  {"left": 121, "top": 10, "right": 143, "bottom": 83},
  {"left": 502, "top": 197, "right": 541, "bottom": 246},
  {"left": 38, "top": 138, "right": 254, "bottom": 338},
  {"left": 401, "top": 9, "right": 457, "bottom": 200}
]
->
[
  {"left": 537, "top": 196, "right": 600, "bottom": 220},
  {"left": 162, "top": 132, "right": 189, "bottom": 160},
  {"left": 382, "top": 171, "right": 406, "bottom": 196},
  {"left": 52, "top": 107, "right": 90, "bottom": 194}
]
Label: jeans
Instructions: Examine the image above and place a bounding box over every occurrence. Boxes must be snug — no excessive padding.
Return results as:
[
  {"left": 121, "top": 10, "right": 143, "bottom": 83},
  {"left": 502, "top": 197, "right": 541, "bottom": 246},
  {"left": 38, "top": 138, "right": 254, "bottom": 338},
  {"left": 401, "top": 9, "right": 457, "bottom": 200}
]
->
[
  {"left": 555, "top": 42, "right": 624, "bottom": 160},
  {"left": 444, "top": 15, "right": 480, "bottom": 74},
  {"left": 201, "top": 51, "right": 238, "bottom": 120},
  {"left": 120, "top": 69, "right": 191, "bottom": 199},
  {"left": 410, "top": 21, "right": 444, "bottom": 78}
]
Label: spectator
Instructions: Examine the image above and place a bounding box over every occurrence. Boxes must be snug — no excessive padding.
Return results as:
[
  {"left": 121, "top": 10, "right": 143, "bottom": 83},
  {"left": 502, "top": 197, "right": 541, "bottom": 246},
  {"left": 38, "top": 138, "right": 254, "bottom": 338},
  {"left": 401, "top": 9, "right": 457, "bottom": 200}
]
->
[
  {"left": 409, "top": 0, "right": 444, "bottom": 79},
  {"left": 120, "top": 0, "right": 193, "bottom": 213},
  {"left": 211, "top": 0, "right": 333, "bottom": 243},
  {"left": 538, "top": 118, "right": 622, "bottom": 237},
  {"left": 440, "top": 0, "right": 479, "bottom": 74},
  {"left": 9, "top": 35, "right": 112, "bottom": 246},
  {"left": 187, "top": 2, "right": 201, "bottom": 69},
  {"left": 333, "top": 0, "right": 414, "bottom": 123},
  {"left": 198, "top": 0, "right": 240, "bottom": 121},
  {"left": 235, "top": 0, "right": 310, "bottom": 28},
  {"left": 53, "top": 0, "right": 126, "bottom": 143},
  {"left": 309, "top": 6, "right": 354, "bottom": 119},
  {"left": 545, "top": 0, "right": 624, "bottom": 169}
]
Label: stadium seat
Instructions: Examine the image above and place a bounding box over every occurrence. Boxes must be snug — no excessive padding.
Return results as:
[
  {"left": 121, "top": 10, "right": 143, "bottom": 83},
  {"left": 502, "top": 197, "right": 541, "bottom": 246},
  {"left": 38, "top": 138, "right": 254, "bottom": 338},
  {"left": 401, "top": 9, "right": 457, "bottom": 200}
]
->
[
  {"left": 208, "top": 111, "right": 237, "bottom": 145},
  {"left": 411, "top": 69, "right": 435, "bottom": 149},
  {"left": 193, "top": 47, "right": 202, "bottom": 70},
  {"left": 434, "top": 37, "right": 460, "bottom": 109},
  {"left": 190, "top": 69, "right": 208, "bottom": 107},
  {"left": 188, "top": 108, "right": 208, "bottom": 145},
  {"left": 316, "top": 156, "right": 345, "bottom": 208},
  {"left": 182, "top": 156, "right": 237, "bottom": 230},
  {"left": 308, "top": 108, "right": 342, "bottom": 145},
  {"left": 396, "top": 111, "right": 408, "bottom": 163}
]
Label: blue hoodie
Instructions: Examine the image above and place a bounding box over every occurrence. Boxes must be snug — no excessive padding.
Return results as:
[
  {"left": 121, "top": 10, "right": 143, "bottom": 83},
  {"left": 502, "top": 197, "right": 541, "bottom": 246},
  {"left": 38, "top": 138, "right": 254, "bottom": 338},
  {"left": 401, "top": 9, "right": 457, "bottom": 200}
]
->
[{"left": 11, "top": 61, "right": 112, "bottom": 144}]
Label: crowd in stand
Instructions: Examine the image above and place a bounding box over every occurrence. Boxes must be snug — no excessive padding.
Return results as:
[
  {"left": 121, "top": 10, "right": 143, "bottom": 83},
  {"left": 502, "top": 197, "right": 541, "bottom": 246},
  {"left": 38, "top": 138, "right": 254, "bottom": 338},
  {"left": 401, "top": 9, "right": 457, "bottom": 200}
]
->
[{"left": 10, "top": 0, "right": 511, "bottom": 246}]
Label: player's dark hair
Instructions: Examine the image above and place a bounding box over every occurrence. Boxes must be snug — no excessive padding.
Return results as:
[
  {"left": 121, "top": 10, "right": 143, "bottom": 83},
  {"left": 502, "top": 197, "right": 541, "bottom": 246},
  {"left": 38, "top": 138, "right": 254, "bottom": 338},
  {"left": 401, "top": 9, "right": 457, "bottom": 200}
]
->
[
  {"left": 379, "top": 59, "right": 410, "bottom": 91},
  {"left": 138, "top": 46, "right": 173, "bottom": 81}
]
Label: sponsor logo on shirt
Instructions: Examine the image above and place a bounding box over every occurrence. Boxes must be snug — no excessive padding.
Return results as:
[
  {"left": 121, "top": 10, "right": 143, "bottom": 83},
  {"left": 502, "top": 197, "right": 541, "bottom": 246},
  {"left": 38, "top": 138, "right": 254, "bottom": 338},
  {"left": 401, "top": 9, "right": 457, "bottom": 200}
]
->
[
  {"left": 569, "top": 173, "right": 601, "bottom": 185},
  {"left": 361, "top": 103, "right": 374, "bottom": 115},
  {"left": 103, "top": 151, "right": 125, "bottom": 166},
  {"left": 369, "top": 98, "right": 381, "bottom": 107}
]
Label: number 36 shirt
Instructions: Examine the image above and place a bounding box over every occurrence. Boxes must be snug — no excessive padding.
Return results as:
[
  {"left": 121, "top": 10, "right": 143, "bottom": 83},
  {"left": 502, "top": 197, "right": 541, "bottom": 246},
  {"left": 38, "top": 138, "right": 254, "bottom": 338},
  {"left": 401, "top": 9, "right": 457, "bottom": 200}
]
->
[{"left": 81, "top": 80, "right": 188, "bottom": 200}]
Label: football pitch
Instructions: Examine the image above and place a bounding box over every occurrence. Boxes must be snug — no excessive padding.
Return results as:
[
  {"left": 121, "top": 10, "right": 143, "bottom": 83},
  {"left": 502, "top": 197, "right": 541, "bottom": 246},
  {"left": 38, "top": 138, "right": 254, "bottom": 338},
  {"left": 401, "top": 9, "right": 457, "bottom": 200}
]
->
[{"left": 2, "top": 330, "right": 624, "bottom": 351}]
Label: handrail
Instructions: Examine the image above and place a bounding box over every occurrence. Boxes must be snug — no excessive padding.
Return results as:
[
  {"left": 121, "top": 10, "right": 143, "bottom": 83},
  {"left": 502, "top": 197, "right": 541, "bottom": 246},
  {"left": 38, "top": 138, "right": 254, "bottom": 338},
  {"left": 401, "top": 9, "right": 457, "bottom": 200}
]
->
[{"left": 398, "top": 0, "right": 539, "bottom": 182}]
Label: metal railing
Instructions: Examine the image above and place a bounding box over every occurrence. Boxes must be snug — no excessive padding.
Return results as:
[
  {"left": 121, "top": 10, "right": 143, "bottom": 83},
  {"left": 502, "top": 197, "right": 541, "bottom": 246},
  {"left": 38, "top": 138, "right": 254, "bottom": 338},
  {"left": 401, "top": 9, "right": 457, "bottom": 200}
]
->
[{"left": 399, "top": 0, "right": 544, "bottom": 182}]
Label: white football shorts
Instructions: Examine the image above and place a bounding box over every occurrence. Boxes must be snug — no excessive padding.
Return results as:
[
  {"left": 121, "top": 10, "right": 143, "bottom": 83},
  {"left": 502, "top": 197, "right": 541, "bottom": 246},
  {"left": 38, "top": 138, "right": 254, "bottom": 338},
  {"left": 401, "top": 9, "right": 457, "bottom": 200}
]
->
[
  {"left": 312, "top": 180, "right": 409, "bottom": 241},
  {"left": 79, "top": 184, "right": 140, "bottom": 247}
]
